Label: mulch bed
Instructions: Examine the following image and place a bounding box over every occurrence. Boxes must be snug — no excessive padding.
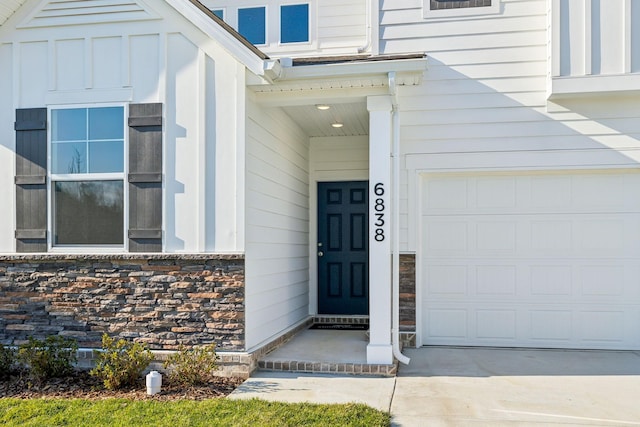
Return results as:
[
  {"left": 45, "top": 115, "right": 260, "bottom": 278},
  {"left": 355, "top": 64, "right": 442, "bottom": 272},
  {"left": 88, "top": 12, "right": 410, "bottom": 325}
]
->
[{"left": 0, "top": 370, "right": 244, "bottom": 401}]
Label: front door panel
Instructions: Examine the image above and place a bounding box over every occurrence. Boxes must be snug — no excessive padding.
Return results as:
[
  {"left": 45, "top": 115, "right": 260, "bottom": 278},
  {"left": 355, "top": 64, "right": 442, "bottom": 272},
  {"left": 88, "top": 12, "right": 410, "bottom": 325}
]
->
[{"left": 317, "top": 181, "right": 369, "bottom": 315}]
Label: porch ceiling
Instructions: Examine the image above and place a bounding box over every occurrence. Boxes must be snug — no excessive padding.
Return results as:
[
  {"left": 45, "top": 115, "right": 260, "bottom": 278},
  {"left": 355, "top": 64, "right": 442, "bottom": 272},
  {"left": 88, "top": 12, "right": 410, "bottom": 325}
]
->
[
  {"left": 282, "top": 102, "right": 369, "bottom": 138},
  {"left": 251, "top": 54, "right": 426, "bottom": 138}
]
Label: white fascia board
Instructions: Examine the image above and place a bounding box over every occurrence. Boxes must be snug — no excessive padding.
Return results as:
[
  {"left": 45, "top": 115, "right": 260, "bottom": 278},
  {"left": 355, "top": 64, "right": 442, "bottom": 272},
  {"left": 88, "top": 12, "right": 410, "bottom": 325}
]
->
[
  {"left": 278, "top": 57, "right": 428, "bottom": 83},
  {"left": 165, "top": 0, "right": 266, "bottom": 77}
]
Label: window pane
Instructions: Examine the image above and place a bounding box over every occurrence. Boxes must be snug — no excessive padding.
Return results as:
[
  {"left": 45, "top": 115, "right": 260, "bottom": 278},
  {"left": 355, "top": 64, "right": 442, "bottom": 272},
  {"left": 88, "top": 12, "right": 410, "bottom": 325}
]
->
[
  {"left": 238, "top": 7, "right": 266, "bottom": 45},
  {"left": 51, "top": 142, "right": 87, "bottom": 174},
  {"left": 88, "top": 140, "right": 124, "bottom": 173},
  {"left": 281, "top": 4, "right": 309, "bottom": 43},
  {"left": 212, "top": 9, "right": 224, "bottom": 19},
  {"left": 89, "top": 107, "right": 124, "bottom": 140},
  {"left": 51, "top": 109, "right": 86, "bottom": 142},
  {"left": 54, "top": 180, "right": 124, "bottom": 245}
]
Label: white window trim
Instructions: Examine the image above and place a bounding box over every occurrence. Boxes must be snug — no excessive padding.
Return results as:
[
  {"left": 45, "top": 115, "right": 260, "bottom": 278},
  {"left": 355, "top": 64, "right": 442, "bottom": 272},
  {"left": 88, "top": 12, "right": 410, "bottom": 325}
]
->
[
  {"left": 423, "top": 0, "right": 501, "bottom": 19},
  {"left": 278, "top": 2, "right": 312, "bottom": 46},
  {"left": 237, "top": 4, "right": 269, "bottom": 47},
  {"left": 208, "top": 0, "right": 317, "bottom": 51},
  {"left": 47, "top": 103, "right": 129, "bottom": 253}
]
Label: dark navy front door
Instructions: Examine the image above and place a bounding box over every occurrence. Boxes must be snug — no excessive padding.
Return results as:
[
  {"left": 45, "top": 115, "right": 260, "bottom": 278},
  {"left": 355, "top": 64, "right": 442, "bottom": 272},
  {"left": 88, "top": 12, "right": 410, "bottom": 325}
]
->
[{"left": 317, "top": 181, "right": 369, "bottom": 315}]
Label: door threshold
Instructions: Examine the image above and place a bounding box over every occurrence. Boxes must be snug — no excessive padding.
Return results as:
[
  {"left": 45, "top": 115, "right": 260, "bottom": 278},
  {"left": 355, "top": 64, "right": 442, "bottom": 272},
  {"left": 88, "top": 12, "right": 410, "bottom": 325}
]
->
[{"left": 313, "top": 315, "right": 369, "bottom": 326}]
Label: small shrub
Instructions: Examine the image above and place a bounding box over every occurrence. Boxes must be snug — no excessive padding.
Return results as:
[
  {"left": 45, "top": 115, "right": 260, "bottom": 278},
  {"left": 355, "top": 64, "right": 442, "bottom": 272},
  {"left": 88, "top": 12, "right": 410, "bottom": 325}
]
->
[
  {"left": 17, "top": 336, "right": 78, "bottom": 381},
  {"left": 0, "top": 343, "right": 17, "bottom": 378},
  {"left": 163, "top": 344, "right": 219, "bottom": 386},
  {"left": 90, "top": 334, "right": 153, "bottom": 390}
]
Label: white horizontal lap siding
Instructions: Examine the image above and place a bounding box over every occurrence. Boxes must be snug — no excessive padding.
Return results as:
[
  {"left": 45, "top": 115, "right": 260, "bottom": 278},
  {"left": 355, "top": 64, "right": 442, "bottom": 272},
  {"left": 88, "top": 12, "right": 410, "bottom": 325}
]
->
[
  {"left": 384, "top": 0, "right": 640, "bottom": 252},
  {"left": 317, "top": 0, "right": 367, "bottom": 51},
  {"left": 245, "top": 100, "right": 310, "bottom": 350}
]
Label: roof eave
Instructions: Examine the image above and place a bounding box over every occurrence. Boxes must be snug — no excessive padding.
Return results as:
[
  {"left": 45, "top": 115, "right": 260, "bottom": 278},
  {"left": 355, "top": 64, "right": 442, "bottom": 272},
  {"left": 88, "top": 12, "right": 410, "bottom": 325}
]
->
[
  {"left": 167, "top": 0, "right": 269, "bottom": 77},
  {"left": 276, "top": 54, "right": 428, "bottom": 84}
]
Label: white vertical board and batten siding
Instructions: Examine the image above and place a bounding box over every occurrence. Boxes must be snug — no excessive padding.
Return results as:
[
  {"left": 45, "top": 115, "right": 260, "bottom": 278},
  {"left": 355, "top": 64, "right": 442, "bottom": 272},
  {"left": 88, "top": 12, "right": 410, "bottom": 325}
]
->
[
  {"left": 0, "top": 0, "right": 246, "bottom": 253},
  {"left": 244, "top": 100, "right": 310, "bottom": 350},
  {"left": 550, "top": 0, "right": 640, "bottom": 95}
]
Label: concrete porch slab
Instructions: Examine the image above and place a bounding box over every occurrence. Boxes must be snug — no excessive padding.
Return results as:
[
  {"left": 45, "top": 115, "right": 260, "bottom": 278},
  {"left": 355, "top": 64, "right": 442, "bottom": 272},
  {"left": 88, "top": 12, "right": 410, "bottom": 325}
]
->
[{"left": 257, "top": 328, "right": 396, "bottom": 376}]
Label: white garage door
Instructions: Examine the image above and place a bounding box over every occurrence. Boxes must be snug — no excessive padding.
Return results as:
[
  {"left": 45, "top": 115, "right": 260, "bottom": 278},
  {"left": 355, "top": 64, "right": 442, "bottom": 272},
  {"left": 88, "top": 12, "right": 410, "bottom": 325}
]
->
[{"left": 420, "top": 171, "right": 640, "bottom": 350}]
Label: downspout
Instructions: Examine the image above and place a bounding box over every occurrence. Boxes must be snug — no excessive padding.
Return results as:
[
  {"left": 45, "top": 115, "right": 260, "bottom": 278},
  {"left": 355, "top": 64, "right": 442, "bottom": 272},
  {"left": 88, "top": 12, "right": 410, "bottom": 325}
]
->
[
  {"left": 389, "top": 72, "right": 410, "bottom": 365},
  {"left": 357, "top": 0, "right": 372, "bottom": 53}
]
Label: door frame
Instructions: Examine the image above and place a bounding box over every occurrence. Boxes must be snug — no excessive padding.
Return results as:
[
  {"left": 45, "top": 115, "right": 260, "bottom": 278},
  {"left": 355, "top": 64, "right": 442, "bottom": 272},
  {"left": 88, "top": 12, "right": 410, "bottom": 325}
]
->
[
  {"left": 316, "top": 180, "right": 370, "bottom": 315},
  {"left": 309, "top": 173, "right": 369, "bottom": 316}
]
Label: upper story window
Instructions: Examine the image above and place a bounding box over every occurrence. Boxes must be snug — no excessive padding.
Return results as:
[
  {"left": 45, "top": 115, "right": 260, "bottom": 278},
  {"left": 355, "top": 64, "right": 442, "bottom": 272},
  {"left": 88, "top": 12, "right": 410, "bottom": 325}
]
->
[
  {"left": 211, "top": 9, "right": 224, "bottom": 19},
  {"left": 50, "top": 106, "right": 125, "bottom": 246},
  {"left": 424, "top": 0, "right": 500, "bottom": 18},
  {"left": 208, "top": 1, "right": 312, "bottom": 47},
  {"left": 281, "top": 4, "right": 309, "bottom": 43},
  {"left": 238, "top": 6, "right": 266, "bottom": 45}
]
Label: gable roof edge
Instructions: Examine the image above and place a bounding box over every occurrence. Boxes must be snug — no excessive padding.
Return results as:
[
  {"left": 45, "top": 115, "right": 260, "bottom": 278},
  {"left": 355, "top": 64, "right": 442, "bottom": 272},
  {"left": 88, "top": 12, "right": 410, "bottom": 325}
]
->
[{"left": 166, "top": 0, "right": 268, "bottom": 77}]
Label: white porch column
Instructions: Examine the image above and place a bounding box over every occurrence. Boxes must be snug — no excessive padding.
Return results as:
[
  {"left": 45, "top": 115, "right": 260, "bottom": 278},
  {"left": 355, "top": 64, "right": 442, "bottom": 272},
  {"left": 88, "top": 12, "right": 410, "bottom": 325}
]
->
[{"left": 367, "top": 95, "right": 393, "bottom": 365}]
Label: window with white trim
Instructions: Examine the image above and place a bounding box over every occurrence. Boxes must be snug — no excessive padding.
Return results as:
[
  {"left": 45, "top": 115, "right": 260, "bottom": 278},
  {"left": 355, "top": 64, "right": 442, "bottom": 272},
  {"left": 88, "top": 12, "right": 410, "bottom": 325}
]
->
[
  {"left": 280, "top": 3, "right": 309, "bottom": 43},
  {"left": 50, "top": 106, "right": 125, "bottom": 247},
  {"left": 211, "top": 9, "right": 224, "bottom": 19},
  {"left": 207, "top": 1, "right": 312, "bottom": 47},
  {"left": 238, "top": 6, "right": 267, "bottom": 45}
]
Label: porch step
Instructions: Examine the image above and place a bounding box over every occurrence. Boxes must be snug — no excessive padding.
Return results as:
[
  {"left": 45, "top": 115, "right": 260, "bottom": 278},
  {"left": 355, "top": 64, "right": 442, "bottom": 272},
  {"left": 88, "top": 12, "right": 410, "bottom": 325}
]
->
[{"left": 257, "top": 359, "right": 397, "bottom": 377}]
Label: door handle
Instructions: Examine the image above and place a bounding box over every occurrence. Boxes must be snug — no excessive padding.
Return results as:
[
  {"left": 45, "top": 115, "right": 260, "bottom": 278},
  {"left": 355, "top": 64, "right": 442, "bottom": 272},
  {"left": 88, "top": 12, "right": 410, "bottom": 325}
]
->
[{"left": 318, "top": 251, "right": 324, "bottom": 257}]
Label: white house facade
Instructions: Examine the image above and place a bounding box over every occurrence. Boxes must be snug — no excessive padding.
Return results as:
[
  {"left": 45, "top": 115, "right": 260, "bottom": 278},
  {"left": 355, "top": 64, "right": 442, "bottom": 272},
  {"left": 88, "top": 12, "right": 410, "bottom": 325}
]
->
[{"left": 0, "top": 0, "right": 639, "bottom": 375}]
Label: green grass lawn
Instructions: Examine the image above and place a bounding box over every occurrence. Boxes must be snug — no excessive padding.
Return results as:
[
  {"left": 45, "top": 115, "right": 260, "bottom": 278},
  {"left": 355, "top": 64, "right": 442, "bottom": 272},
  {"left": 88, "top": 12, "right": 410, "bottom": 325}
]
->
[{"left": 0, "top": 397, "right": 390, "bottom": 427}]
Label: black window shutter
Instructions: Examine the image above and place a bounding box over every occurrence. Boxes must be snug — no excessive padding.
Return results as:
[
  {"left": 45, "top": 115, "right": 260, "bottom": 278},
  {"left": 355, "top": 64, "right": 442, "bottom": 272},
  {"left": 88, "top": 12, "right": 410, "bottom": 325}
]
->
[
  {"left": 15, "top": 108, "right": 47, "bottom": 252},
  {"left": 128, "top": 103, "right": 163, "bottom": 252}
]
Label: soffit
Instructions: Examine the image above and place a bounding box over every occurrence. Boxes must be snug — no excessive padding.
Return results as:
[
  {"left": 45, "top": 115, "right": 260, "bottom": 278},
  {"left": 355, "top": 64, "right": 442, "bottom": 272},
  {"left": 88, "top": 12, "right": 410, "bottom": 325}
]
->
[
  {"left": 0, "top": 0, "right": 28, "bottom": 26},
  {"left": 282, "top": 102, "right": 369, "bottom": 138},
  {"left": 251, "top": 54, "right": 427, "bottom": 138}
]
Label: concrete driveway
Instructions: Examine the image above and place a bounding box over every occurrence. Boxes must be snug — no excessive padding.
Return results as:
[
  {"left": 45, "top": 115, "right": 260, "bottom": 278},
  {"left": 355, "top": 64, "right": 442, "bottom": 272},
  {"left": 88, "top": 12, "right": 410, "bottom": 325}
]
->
[{"left": 393, "top": 347, "right": 640, "bottom": 426}]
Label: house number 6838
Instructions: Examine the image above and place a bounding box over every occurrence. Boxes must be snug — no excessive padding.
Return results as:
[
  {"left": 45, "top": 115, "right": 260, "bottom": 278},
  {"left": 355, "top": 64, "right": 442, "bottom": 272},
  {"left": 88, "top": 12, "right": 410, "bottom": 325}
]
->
[{"left": 374, "top": 183, "right": 385, "bottom": 242}]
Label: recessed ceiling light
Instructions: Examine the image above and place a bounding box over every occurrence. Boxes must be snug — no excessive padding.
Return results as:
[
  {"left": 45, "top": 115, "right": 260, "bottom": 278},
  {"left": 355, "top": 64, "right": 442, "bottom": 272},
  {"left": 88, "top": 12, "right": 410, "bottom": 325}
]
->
[
  {"left": 331, "top": 122, "right": 343, "bottom": 128},
  {"left": 316, "top": 104, "right": 330, "bottom": 110}
]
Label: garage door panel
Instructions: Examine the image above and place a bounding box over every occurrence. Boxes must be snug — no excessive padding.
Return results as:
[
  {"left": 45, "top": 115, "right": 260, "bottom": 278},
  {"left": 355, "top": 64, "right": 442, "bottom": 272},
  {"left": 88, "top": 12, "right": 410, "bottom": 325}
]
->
[
  {"left": 424, "top": 304, "right": 640, "bottom": 349},
  {"left": 423, "top": 214, "right": 639, "bottom": 257},
  {"left": 425, "top": 260, "right": 636, "bottom": 304},
  {"left": 423, "top": 173, "right": 640, "bottom": 215},
  {"left": 427, "top": 308, "right": 468, "bottom": 338},
  {"left": 476, "top": 177, "right": 517, "bottom": 208},
  {"left": 530, "top": 265, "right": 573, "bottom": 296},
  {"left": 476, "top": 310, "right": 517, "bottom": 340},
  {"left": 476, "top": 265, "right": 517, "bottom": 296},
  {"left": 421, "top": 171, "right": 640, "bottom": 350},
  {"left": 530, "top": 310, "right": 573, "bottom": 341}
]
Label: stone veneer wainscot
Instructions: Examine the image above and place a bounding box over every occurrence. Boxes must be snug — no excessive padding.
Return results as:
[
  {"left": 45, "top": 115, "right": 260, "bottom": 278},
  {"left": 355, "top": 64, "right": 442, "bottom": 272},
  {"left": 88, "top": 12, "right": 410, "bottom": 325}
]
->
[{"left": 0, "top": 254, "right": 245, "bottom": 351}]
